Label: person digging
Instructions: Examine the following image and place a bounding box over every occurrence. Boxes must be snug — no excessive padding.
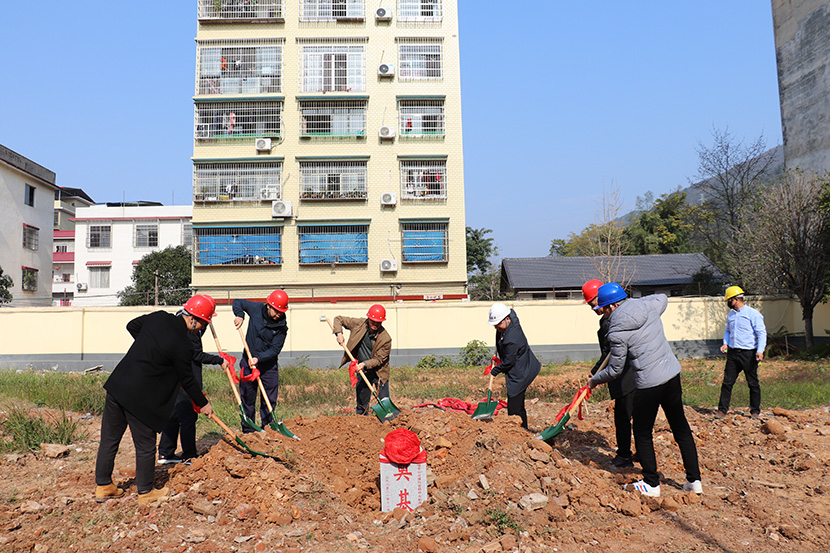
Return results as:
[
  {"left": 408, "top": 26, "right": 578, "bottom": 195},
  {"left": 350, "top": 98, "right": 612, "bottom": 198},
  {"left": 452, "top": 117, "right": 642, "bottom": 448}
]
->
[
  {"left": 332, "top": 305, "right": 393, "bottom": 416},
  {"left": 94, "top": 295, "right": 215, "bottom": 505}
]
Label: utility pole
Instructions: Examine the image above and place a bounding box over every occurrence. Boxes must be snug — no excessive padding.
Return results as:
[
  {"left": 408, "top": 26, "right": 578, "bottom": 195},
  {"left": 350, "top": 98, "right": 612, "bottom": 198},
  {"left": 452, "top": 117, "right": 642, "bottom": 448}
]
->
[{"left": 154, "top": 271, "right": 159, "bottom": 306}]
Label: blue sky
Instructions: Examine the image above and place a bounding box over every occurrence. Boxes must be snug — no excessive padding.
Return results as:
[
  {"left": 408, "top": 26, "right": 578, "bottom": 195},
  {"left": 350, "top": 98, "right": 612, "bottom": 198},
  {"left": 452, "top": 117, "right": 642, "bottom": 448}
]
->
[{"left": 1, "top": 2, "right": 782, "bottom": 259}]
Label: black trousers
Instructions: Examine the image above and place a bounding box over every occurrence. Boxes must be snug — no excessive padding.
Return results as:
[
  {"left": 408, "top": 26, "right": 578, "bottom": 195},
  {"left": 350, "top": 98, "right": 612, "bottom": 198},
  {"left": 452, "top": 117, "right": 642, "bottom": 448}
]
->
[
  {"left": 356, "top": 369, "right": 389, "bottom": 415},
  {"left": 718, "top": 348, "right": 761, "bottom": 415},
  {"left": 95, "top": 393, "right": 158, "bottom": 494},
  {"left": 507, "top": 390, "right": 528, "bottom": 430},
  {"left": 632, "top": 375, "right": 701, "bottom": 487},
  {"left": 158, "top": 391, "right": 198, "bottom": 459},
  {"left": 240, "top": 364, "right": 279, "bottom": 433},
  {"left": 614, "top": 392, "right": 635, "bottom": 458}
]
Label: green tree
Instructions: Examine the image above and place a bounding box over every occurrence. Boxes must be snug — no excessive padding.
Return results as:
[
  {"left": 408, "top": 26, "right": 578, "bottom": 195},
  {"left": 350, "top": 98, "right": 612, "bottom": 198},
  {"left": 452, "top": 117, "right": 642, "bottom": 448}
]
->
[
  {"left": 0, "top": 265, "right": 13, "bottom": 303},
  {"left": 118, "top": 246, "right": 193, "bottom": 306},
  {"left": 626, "top": 190, "right": 696, "bottom": 255},
  {"left": 466, "top": 227, "right": 494, "bottom": 274}
]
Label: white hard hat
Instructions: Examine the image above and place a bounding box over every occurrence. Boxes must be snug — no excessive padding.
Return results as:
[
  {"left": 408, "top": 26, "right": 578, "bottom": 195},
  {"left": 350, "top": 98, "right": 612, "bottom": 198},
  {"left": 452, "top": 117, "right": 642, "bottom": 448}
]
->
[{"left": 488, "top": 303, "right": 510, "bottom": 325}]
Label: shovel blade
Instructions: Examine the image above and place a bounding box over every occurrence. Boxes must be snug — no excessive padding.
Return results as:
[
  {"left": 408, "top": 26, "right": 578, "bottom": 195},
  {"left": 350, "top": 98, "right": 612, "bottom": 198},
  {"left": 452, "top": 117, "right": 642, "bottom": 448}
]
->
[
  {"left": 471, "top": 389, "right": 497, "bottom": 420},
  {"left": 239, "top": 405, "right": 265, "bottom": 433},
  {"left": 538, "top": 412, "right": 571, "bottom": 442},
  {"left": 370, "top": 398, "right": 401, "bottom": 423},
  {"left": 272, "top": 421, "right": 300, "bottom": 440}
]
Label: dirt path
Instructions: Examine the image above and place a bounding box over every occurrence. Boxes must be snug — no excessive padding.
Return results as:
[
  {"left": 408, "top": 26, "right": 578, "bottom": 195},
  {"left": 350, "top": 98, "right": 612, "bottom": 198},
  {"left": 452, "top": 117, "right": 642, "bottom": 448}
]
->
[{"left": 1, "top": 368, "right": 829, "bottom": 552}]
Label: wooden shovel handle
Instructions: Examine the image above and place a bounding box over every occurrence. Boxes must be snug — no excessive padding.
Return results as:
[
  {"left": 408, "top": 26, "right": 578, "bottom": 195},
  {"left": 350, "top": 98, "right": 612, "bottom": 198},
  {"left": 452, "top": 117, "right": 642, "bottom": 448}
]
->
[
  {"left": 487, "top": 374, "right": 494, "bottom": 393},
  {"left": 208, "top": 412, "right": 238, "bottom": 441},
  {"left": 325, "top": 317, "right": 379, "bottom": 395},
  {"left": 210, "top": 322, "right": 244, "bottom": 406},
  {"left": 237, "top": 327, "right": 276, "bottom": 414}
]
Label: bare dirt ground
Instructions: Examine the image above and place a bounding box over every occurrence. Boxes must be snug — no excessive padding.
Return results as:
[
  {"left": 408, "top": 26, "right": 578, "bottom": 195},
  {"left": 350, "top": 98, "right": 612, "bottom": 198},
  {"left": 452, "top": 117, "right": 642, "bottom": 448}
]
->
[{"left": 1, "top": 363, "right": 829, "bottom": 553}]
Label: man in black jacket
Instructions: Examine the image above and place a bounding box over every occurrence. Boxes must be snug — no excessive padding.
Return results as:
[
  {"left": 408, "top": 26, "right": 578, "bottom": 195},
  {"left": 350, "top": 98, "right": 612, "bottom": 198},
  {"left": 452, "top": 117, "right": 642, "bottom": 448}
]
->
[
  {"left": 157, "top": 320, "right": 229, "bottom": 464},
  {"left": 488, "top": 303, "right": 541, "bottom": 430},
  {"left": 94, "top": 295, "right": 215, "bottom": 505},
  {"left": 583, "top": 280, "right": 636, "bottom": 468}
]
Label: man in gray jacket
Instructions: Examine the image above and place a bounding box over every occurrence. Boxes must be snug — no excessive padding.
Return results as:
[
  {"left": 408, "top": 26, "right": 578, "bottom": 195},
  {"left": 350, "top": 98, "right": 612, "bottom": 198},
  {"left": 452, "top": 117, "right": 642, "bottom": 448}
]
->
[{"left": 588, "top": 283, "right": 701, "bottom": 498}]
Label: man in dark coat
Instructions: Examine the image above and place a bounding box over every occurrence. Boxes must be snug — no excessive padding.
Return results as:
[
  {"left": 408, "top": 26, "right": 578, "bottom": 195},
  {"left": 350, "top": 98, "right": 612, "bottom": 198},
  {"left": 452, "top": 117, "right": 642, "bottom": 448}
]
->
[
  {"left": 488, "top": 303, "right": 541, "bottom": 430},
  {"left": 157, "top": 326, "right": 229, "bottom": 464},
  {"left": 333, "top": 304, "right": 393, "bottom": 415},
  {"left": 583, "top": 279, "right": 637, "bottom": 468},
  {"left": 94, "top": 295, "right": 215, "bottom": 505},
  {"left": 233, "top": 290, "right": 289, "bottom": 432}
]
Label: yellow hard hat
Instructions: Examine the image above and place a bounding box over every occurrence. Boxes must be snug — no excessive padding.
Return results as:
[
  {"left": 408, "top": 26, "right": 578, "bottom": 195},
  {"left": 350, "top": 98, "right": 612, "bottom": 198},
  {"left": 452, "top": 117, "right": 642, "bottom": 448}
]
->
[{"left": 724, "top": 286, "right": 744, "bottom": 301}]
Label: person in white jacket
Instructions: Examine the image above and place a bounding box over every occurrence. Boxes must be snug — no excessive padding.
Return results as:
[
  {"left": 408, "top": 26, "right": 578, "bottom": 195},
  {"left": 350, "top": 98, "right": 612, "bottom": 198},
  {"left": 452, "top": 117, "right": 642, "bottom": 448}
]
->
[{"left": 588, "top": 283, "right": 702, "bottom": 498}]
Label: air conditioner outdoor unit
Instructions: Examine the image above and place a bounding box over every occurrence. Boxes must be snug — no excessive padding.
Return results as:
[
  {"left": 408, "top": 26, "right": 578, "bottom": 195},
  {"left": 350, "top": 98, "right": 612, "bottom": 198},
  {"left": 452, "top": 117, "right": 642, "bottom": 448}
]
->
[
  {"left": 380, "top": 259, "right": 398, "bottom": 272},
  {"left": 375, "top": 7, "right": 391, "bottom": 20},
  {"left": 378, "top": 63, "right": 395, "bottom": 77},
  {"left": 379, "top": 126, "right": 396, "bottom": 139},
  {"left": 255, "top": 138, "right": 272, "bottom": 152},
  {"left": 76, "top": 282, "right": 88, "bottom": 292},
  {"left": 380, "top": 192, "right": 397, "bottom": 206},
  {"left": 271, "top": 200, "right": 293, "bottom": 218}
]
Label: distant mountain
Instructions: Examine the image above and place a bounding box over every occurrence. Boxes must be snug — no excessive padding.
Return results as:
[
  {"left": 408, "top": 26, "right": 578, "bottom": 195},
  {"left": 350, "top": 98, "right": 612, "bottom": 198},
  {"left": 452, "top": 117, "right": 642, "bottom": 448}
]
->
[{"left": 619, "top": 145, "right": 784, "bottom": 225}]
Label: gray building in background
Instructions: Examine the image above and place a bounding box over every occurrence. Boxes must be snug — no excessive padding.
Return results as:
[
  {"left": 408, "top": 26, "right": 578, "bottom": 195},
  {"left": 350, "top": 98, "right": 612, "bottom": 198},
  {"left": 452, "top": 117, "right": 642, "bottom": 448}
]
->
[{"left": 772, "top": 0, "right": 830, "bottom": 174}]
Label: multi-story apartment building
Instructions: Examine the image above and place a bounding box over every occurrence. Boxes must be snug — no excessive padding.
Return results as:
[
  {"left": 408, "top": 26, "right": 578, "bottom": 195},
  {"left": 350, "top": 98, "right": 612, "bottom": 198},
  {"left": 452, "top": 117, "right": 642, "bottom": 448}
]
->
[
  {"left": 52, "top": 187, "right": 95, "bottom": 306},
  {"left": 0, "top": 144, "right": 59, "bottom": 307},
  {"left": 73, "top": 204, "right": 193, "bottom": 306},
  {"left": 191, "top": 0, "right": 466, "bottom": 303}
]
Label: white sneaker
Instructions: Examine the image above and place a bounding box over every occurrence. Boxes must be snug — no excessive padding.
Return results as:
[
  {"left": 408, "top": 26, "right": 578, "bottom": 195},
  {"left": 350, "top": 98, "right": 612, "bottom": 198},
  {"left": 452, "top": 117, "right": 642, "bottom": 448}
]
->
[
  {"left": 625, "top": 480, "right": 660, "bottom": 497},
  {"left": 683, "top": 480, "right": 703, "bottom": 494}
]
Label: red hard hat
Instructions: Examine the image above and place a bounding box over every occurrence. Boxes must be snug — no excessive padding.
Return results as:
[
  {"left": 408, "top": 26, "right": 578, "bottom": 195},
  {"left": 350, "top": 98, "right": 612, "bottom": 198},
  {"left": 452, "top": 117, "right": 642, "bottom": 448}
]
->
[
  {"left": 266, "top": 289, "right": 289, "bottom": 312},
  {"left": 183, "top": 294, "right": 216, "bottom": 322},
  {"left": 581, "top": 279, "right": 604, "bottom": 303},
  {"left": 367, "top": 304, "right": 386, "bottom": 322}
]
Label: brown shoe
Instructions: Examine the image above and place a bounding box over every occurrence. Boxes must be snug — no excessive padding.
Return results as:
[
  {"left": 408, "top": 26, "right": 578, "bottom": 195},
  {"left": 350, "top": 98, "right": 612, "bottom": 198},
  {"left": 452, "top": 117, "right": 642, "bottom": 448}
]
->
[
  {"left": 95, "top": 483, "right": 124, "bottom": 502},
  {"left": 138, "top": 487, "right": 170, "bottom": 506},
  {"left": 716, "top": 410, "right": 727, "bottom": 419}
]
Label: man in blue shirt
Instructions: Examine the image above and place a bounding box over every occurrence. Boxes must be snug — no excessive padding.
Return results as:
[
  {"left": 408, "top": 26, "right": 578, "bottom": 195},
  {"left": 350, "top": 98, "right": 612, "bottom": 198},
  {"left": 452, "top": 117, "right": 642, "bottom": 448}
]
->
[{"left": 718, "top": 286, "right": 767, "bottom": 419}]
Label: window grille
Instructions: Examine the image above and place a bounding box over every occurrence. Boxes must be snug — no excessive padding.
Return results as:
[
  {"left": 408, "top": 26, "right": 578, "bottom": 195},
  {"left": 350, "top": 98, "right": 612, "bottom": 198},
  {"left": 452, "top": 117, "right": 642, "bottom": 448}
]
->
[
  {"left": 193, "top": 162, "right": 282, "bottom": 202},
  {"left": 197, "top": 0, "right": 284, "bottom": 20},
  {"left": 299, "top": 100, "right": 366, "bottom": 137},
  {"left": 399, "top": 159, "right": 447, "bottom": 199},
  {"left": 298, "top": 224, "right": 368, "bottom": 264},
  {"left": 398, "top": 99, "right": 445, "bottom": 137},
  {"left": 197, "top": 39, "right": 283, "bottom": 95},
  {"left": 194, "top": 226, "right": 282, "bottom": 266},
  {"left": 298, "top": 39, "right": 366, "bottom": 93},
  {"left": 56, "top": 245, "right": 68, "bottom": 253},
  {"left": 301, "top": 0, "right": 364, "bottom": 21},
  {"left": 23, "top": 224, "right": 39, "bottom": 251},
  {"left": 300, "top": 161, "right": 367, "bottom": 200},
  {"left": 182, "top": 223, "right": 193, "bottom": 250},
  {"left": 22, "top": 267, "right": 38, "bottom": 291},
  {"left": 195, "top": 101, "right": 282, "bottom": 141},
  {"left": 54, "top": 211, "right": 60, "bottom": 227},
  {"left": 400, "top": 221, "right": 448, "bottom": 262},
  {"left": 397, "top": 38, "right": 442, "bottom": 80},
  {"left": 24, "top": 184, "right": 35, "bottom": 207},
  {"left": 134, "top": 223, "right": 159, "bottom": 248},
  {"left": 397, "top": 0, "right": 442, "bottom": 21},
  {"left": 89, "top": 267, "right": 110, "bottom": 289},
  {"left": 88, "top": 225, "right": 112, "bottom": 249}
]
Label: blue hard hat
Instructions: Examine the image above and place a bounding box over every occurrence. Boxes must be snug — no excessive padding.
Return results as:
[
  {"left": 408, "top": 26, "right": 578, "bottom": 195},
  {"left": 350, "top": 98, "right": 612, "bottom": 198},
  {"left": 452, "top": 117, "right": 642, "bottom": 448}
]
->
[{"left": 596, "top": 283, "right": 627, "bottom": 308}]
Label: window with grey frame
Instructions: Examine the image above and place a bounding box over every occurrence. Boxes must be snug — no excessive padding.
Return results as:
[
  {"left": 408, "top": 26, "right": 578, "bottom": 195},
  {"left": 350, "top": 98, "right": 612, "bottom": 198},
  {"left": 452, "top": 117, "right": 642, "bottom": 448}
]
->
[
  {"left": 400, "top": 221, "right": 448, "bottom": 262},
  {"left": 23, "top": 224, "right": 39, "bottom": 251},
  {"left": 88, "top": 225, "right": 112, "bottom": 249},
  {"left": 134, "top": 223, "right": 159, "bottom": 248}
]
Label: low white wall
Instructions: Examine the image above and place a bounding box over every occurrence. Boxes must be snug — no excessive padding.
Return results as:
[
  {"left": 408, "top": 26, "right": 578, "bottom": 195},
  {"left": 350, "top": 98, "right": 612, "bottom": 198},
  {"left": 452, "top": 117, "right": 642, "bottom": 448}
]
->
[{"left": 1, "top": 296, "right": 827, "bottom": 371}]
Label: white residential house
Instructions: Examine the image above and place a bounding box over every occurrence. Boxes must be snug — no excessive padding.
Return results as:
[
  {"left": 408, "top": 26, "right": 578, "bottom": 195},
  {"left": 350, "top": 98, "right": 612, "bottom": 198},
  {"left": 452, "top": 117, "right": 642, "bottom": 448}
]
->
[
  {"left": 52, "top": 187, "right": 95, "bottom": 306},
  {"left": 0, "top": 144, "right": 59, "bottom": 307},
  {"left": 73, "top": 204, "right": 193, "bottom": 306}
]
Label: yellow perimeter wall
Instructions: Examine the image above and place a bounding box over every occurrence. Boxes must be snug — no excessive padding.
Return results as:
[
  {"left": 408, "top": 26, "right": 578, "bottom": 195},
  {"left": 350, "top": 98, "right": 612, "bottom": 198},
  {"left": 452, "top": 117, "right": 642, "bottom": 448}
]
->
[{"left": 1, "top": 297, "right": 828, "bottom": 372}]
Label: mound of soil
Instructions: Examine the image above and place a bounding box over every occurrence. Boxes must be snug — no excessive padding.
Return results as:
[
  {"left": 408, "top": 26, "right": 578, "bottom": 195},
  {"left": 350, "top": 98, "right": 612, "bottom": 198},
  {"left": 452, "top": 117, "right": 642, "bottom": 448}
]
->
[{"left": 1, "top": 380, "right": 829, "bottom": 552}]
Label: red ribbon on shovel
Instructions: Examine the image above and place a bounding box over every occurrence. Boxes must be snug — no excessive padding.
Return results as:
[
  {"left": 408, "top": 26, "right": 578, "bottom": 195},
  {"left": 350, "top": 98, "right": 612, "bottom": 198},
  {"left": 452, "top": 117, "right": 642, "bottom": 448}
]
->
[
  {"left": 553, "top": 385, "right": 593, "bottom": 423},
  {"left": 348, "top": 359, "right": 359, "bottom": 388},
  {"left": 220, "top": 351, "right": 259, "bottom": 383},
  {"left": 483, "top": 355, "right": 501, "bottom": 375}
]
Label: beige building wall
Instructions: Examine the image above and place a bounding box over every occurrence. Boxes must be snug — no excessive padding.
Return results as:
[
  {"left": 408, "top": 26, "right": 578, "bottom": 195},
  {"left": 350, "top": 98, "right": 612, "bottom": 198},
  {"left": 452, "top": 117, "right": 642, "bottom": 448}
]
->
[
  {"left": 2, "top": 296, "right": 827, "bottom": 372},
  {"left": 191, "top": 1, "right": 466, "bottom": 303}
]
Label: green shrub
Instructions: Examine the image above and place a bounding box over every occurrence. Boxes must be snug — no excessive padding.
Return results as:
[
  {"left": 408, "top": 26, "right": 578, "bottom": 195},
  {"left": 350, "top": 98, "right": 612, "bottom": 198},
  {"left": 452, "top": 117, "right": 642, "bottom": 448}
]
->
[
  {"left": 458, "top": 339, "right": 491, "bottom": 367},
  {"left": 0, "top": 407, "right": 88, "bottom": 453},
  {"left": 416, "top": 354, "right": 455, "bottom": 369}
]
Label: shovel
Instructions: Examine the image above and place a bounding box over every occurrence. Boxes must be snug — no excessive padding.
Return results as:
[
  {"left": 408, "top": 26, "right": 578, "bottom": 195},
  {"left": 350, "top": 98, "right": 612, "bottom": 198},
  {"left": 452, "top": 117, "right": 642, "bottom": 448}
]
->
[
  {"left": 537, "top": 355, "right": 605, "bottom": 441},
  {"left": 324, "top": 317, "right": 401, "bottom": 422},
  {"left": 193, "top": 403, "right": 271, "bottom": 458},
  {"left": 208, "top": 322, "right": 265, "bottom": 434},
  {"left": 471, "top": 374, "right": 499, "bottom": 420},
  {"left": 237, "top": 328, "right": 300, "bottom": 440}
]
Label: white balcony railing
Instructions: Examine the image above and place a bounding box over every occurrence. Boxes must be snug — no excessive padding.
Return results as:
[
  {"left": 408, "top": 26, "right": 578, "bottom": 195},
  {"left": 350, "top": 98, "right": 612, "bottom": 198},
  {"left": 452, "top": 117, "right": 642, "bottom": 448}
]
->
[{"left": 198, "top": 0, "right": 283, "bottom": 21}]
